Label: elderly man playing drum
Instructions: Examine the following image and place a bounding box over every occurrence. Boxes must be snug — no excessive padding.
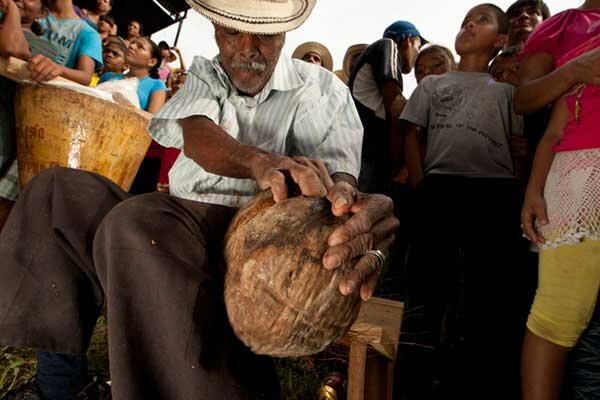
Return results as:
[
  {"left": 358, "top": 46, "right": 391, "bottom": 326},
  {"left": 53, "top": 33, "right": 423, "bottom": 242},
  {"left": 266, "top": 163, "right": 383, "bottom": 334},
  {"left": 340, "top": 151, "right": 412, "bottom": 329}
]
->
[{"left": 0, "top": 1, "right": 398, "bottom": 399}]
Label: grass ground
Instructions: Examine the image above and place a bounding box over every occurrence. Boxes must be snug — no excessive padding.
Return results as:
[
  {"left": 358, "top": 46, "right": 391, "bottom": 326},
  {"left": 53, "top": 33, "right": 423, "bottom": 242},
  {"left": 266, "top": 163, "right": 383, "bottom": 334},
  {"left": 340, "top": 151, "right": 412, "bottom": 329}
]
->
[{"left": 0, "top": 317, "right": 347, "bottom": 399}]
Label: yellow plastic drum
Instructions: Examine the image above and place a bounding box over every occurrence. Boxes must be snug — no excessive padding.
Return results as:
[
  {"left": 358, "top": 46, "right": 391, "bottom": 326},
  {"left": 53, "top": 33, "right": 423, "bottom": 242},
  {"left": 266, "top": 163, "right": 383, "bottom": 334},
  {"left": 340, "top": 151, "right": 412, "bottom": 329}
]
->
[{"left": 14, "top": 83, "right": 152, "bottom": 191}]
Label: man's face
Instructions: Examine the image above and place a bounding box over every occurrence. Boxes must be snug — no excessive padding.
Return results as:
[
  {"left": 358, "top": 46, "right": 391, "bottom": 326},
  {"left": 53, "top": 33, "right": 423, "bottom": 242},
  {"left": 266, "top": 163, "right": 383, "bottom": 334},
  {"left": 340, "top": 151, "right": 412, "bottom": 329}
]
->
[
  {"left": 507, "top": 4, "right": 543, "bottom": 43},
  {"left": 128, "top": 22, "right": 141, "bottom": 37},
  {"left": 455, "top": 5, "right": 505, "bottom": 56},
  {"left": 302, "top": 51, "right": 322, "bottom": 66},
  {"left": 400, "top": 36, "right": 421, "bottom": 74},
  {"left": 102, "top": 43, "right": 126, "bottom": 73},
  {"left": 214, "top": 24, "right": 285, "bottom": 96},
  {"left": 96, "top": 0, "right": 111, "bottom": 15}
]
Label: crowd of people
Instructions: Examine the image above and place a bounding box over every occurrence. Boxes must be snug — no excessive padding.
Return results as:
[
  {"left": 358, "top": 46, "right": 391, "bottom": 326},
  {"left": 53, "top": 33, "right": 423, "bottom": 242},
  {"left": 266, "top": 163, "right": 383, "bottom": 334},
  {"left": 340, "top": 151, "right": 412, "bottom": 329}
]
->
[{"left": 0, "top": 0, "right": 599, "bottom": 399}]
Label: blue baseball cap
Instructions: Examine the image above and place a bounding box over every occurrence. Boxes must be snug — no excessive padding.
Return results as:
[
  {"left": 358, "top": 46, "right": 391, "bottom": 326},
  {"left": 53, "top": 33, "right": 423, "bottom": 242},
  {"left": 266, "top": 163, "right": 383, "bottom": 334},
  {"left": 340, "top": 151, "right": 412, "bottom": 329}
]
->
[{"left": 383, "top": 21, "right": 428, "bottom": 45}]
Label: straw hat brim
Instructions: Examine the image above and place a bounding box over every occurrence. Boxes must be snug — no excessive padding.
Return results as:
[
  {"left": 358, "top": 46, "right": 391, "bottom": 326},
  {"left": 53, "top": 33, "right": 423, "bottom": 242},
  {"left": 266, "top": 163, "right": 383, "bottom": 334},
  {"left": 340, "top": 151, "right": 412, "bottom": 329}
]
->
[
  {"left": 343, "top": 43, "right": 368, "bottom": 78},
  {"left": 185, "top": 0, "right": 316, "bottom": 34},
  {"left": 292, "top": 41, "right": 333, "bottom": 71}
]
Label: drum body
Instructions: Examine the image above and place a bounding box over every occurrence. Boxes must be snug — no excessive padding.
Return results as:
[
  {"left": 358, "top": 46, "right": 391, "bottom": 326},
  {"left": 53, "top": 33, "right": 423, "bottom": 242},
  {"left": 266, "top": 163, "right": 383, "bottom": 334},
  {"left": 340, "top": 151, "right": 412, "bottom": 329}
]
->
[
  {"left": 14, "top": 83, "right": 152, "bottom": 190},
  {"left": 224, "top": 192, "right": 362, "bottom": 357}
]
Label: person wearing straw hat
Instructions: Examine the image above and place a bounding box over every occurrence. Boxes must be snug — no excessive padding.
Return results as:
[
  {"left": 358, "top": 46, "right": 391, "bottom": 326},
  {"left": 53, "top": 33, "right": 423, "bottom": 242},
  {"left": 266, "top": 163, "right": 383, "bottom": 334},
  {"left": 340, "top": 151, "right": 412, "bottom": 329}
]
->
[
  {"left": 292, "top": 41, "right": 333, "bottom": 71},
  {"left": 334, "top": 43, "right": 368, "bottom": 85},
  {"left": 0, "top": 0, "right": 400, "bottom": 399}
]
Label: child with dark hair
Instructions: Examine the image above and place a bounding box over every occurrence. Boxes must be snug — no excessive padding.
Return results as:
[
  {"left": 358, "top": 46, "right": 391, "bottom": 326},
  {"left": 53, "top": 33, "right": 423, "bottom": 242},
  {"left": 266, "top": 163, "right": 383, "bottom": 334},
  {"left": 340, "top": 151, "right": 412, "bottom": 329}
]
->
[
  {"left": 414, "top": 44, "right": 456, "bottom": 84},
  {"left": 100, "top": 36, "right": 167, "bottom": 194},
  {"left": 490, "top": 45, "right": 521, "bottom": 86},
  {"left": 98, "top": 13, "right": 115, "bottom": 40},
  {"left": 101, "top": 34, "right": 127, "bottom": 73},
  {"left": 401, "top": 4, "right": 528, "bottom": 397}
]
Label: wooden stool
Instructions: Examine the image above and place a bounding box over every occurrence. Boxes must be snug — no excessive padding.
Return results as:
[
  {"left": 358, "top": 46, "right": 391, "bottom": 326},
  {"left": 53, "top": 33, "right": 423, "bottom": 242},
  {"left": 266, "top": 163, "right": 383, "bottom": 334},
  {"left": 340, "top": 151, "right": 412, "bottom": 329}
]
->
[{"left": 338, "top": 297, "right": 404, "bottom": 400}]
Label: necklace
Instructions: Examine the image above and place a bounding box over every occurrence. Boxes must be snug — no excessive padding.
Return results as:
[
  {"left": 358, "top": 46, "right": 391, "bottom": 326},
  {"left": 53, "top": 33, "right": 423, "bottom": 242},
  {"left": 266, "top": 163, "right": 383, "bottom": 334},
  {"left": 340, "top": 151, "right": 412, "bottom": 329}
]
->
[{"left": 565, "top": 83, "right": 587, "bottom": 124}]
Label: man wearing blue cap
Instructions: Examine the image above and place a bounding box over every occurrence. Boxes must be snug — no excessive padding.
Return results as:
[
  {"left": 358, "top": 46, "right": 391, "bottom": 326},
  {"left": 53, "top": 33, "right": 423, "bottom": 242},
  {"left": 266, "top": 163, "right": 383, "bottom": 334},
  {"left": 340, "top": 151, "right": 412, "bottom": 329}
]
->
[{"left": 348, "top": 20, "right": 426, "bottom": 194}]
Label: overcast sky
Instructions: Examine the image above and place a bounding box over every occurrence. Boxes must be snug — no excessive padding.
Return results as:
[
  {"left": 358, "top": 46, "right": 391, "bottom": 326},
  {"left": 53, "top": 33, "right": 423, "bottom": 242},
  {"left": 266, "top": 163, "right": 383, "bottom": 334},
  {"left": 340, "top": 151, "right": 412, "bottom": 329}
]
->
[{"left": 153, "top": 0, "right": 575, "bottom": 95}]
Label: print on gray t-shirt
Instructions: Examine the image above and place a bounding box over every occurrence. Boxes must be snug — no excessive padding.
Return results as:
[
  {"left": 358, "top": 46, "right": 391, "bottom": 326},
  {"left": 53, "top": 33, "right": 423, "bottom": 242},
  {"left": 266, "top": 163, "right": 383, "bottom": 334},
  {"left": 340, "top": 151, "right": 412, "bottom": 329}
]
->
[{"left": 400, "top": 71, "right": 523, "bottom": 178}]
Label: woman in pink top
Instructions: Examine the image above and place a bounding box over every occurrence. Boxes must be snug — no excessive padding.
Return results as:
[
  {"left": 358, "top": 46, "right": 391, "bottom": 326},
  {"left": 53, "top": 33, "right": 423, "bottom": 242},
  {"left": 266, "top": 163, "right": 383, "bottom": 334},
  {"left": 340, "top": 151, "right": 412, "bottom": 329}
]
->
[{"left": 519, "top": 5, "right": 600, "bottom": 398}]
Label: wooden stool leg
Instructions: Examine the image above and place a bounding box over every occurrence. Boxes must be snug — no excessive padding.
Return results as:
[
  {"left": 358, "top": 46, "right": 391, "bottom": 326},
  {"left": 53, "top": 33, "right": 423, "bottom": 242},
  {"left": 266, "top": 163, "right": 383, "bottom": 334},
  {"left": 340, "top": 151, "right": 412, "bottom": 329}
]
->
[
  {"left": 364, "top": 352, "right": 395, "bottom": 400},
  {"left": 348, "top": 340, "right": 368, "bottom": 400}
]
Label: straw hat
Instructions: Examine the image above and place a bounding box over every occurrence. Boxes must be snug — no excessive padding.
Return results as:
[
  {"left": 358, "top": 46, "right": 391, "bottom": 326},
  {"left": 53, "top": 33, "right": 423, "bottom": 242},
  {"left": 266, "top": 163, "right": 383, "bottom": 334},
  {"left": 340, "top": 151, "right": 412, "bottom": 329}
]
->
[
  {"left": 343, "top": 44, "right": 368, "bottom": 78},
  {"left": 292, "top": 41, "right": 333, "bottom": 71},
  {"left": 184, "top": 0, "right": 317, "bottom": 34}
]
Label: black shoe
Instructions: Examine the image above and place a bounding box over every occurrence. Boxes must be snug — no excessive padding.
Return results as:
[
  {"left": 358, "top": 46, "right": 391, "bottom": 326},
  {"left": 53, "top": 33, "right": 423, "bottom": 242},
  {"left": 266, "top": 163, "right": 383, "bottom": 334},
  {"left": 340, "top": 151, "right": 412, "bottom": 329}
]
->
[{"left": 1, "top": 380, "right": 45, "bottom": 400}]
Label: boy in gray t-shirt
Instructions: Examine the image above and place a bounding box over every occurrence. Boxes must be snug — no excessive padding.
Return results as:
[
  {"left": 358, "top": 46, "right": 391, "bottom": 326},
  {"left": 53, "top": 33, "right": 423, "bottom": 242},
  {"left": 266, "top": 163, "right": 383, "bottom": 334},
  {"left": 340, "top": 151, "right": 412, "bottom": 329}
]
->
[
  {"left": 401, "top": 71, "right": 522, "bottom": 178},
  {"left": 398, "top": 4, "right": 530, "bottom": 398}
]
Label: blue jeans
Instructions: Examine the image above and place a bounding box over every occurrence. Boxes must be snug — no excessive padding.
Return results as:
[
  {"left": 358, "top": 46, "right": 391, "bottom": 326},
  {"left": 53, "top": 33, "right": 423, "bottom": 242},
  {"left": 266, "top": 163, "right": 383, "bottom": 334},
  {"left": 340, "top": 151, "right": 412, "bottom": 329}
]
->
[{"left": 36, "top": 351, "right": 87, "bottom": 400}]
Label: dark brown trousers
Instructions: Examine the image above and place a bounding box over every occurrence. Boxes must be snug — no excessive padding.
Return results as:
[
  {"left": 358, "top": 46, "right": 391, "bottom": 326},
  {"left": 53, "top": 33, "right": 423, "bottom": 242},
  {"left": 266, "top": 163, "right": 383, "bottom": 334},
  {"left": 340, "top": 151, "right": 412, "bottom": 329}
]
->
[{"left": 0, "top": 167, "right": 279, "bottom": 400}]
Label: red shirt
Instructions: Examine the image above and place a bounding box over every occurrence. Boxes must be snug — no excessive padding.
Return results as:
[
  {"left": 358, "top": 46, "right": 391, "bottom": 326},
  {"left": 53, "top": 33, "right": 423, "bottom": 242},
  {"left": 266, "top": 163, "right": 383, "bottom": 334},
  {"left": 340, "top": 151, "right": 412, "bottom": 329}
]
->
[{"left": 521, "top": 9, "right": 600, "bottom": 153}]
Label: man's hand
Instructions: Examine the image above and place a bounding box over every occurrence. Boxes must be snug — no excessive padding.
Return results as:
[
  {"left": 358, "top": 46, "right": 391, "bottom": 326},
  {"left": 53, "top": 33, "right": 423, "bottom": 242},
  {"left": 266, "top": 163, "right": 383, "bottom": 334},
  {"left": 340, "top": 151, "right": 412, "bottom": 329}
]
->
[
  {"left": 323, "top": 189, "right": 399, "bottom": 301},
  {"left": 521, "top": 191, "right": 548, "bottom": 244},
  {"left": 28, "top": 55, "right": 65, "bottom": 83},
  {"left": 250, "top": 153, "right": 333, "bottom": 202}
]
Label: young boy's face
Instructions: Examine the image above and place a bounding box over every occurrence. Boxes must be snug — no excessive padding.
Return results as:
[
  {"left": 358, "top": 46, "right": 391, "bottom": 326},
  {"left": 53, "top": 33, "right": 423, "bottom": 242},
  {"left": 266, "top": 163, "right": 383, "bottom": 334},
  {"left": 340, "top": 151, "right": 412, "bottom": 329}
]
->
[
  {"left": 490, "top": 55, "right": 520, "bottom": 86},
  {"left": 455, "top": 5, "right": 506, "bottom": 57},
  {"left": 103, "top": 43, "right": 127, "bottom": 73},
  {"left": 415, "top": 51, "right": 452, "bottom": 84}
]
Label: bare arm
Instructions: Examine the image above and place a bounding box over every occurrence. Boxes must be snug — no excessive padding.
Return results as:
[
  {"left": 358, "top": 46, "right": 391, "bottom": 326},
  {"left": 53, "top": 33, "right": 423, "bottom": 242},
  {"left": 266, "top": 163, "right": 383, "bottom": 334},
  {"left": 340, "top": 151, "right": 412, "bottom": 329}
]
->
[
  {"left": 0, "top": 0, "right": 31, "bottom": 60},
  {"left": 28, "top": 54, "right": 96, "bottom": 85},
  {"left": 521, "top": 100, "right": 568, "bottom": 243},
  {"left": 180, "top": 115, "right": 328, "bottom": 202},
  {"left": 146, "top": 90, "right": 167, "bottom": 114},
  {"left": 173, "top": 48, "right": 186, "bottom": 71},
  {"left": 403, "top": 122, "right": 424, "bottom": 188},
  {"left": 516, "top": 49, "right": 600, "bottom": 114}
]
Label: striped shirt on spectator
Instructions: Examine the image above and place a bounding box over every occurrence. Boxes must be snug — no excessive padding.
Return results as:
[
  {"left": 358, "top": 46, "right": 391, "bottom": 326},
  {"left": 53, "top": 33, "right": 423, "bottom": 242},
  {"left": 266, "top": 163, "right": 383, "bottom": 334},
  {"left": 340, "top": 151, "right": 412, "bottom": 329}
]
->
[{"left": 149, "top": 55, "right": 363, "bottom": 208}]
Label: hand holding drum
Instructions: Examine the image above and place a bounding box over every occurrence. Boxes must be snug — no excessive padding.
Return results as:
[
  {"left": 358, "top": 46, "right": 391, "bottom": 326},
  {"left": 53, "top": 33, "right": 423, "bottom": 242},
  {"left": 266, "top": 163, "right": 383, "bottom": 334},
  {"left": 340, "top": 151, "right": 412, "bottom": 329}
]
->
[{"left": 224, "top": 155, "right": 399, "bottom": 357}]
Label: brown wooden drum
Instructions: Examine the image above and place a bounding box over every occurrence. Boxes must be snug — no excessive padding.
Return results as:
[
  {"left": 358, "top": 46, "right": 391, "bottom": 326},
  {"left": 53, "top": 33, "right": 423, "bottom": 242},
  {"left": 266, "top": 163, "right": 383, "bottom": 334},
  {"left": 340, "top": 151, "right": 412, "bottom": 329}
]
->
[
  {"left": 223, "top": 191, "right": 362, "bottom": 357},
  {"left": 14, "top": 83, "right": 152, "bottom": 190}
]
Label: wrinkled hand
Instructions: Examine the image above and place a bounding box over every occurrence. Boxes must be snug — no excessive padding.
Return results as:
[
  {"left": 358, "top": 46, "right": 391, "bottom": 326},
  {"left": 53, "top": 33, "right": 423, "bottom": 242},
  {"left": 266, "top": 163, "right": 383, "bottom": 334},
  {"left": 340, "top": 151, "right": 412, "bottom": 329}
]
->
[
  {"left": 510, "top": 135, "right": 529, "bottom": 159},
  {"left": 571, "top": 47, "right": 600, "bottom": 86},
  {"left": 251, "top": 153, "right": 332, "bottom": 202},
  {"left": 28, "top": 55, "right": 65, "bottom": 83},
  {"left": 521, "top": 191, "right": 548, "bottom": 244},
  {"left": 323, "top": 188, "right": 399, "bottom": 301}
]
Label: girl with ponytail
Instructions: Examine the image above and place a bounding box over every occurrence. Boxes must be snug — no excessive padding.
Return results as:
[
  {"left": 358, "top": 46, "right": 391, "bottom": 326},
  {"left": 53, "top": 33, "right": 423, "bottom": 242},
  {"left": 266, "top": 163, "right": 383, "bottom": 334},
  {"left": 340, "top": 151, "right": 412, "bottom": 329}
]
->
[{"left": 99, "top": 36, "right": 167, "bottom": 194}]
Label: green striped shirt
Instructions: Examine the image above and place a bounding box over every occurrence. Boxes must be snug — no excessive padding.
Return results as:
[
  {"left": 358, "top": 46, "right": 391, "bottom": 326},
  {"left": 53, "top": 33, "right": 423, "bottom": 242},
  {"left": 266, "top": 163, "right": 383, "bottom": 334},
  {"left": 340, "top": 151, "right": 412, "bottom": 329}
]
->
[{"left": 149, "top": 55, "right": 363, "bottom": 207}]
